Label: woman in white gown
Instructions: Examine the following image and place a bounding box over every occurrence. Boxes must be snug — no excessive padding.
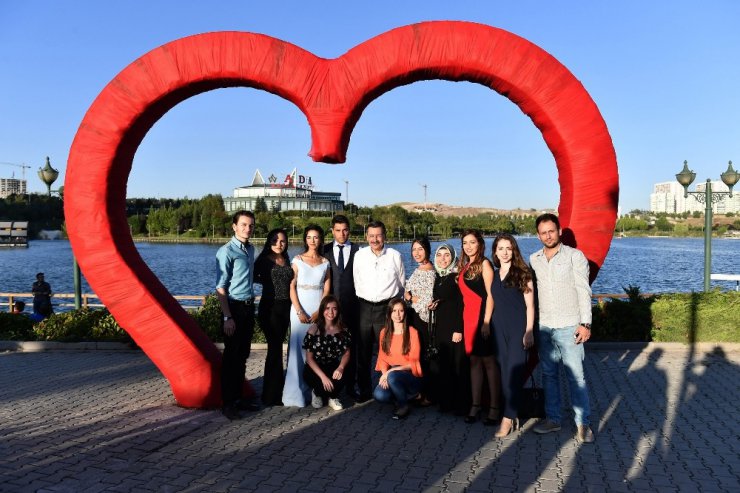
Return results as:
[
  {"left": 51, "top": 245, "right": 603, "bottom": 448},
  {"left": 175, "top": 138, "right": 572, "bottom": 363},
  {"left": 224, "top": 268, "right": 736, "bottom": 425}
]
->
[{"left": 282, "top": 224, "right": 331, "bottom": 407}]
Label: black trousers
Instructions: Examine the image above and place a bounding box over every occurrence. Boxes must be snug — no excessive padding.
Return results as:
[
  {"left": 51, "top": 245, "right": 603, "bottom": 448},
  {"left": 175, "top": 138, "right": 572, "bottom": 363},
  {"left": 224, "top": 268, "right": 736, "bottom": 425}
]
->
[
  {"left": 221, "top": 299, "right": 255, "bottom": 407},
  {"left": 258, "top": 298, "right": 291, "bottom": 405},
  {"left": 357, "top": 299, "right": 390, "bottom": 396},
  {"left": 340, "top": 300, "right": 360, "bottom": 396},
  {"left": 303, "top": 361, "right": 345, "bottom": 398}
]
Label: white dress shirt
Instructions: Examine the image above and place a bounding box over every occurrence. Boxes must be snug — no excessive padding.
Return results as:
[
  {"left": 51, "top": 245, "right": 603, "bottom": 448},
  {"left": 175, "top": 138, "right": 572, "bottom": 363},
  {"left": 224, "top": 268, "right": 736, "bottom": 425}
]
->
[
  {"left": 529, "top": 244, "right": 592, "bottom": 328},
  {"left": 353, "top": 246, "right": 405, "bottom": 302},
  {"left": 332, "top": 241, "right": 351, "bottom": 269}
]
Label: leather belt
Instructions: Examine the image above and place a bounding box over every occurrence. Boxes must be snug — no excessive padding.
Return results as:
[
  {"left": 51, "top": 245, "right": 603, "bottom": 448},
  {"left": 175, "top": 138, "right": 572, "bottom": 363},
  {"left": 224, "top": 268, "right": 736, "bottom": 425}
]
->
[{"left": 359, "top": 297, "right": 392, "bottom": 307}]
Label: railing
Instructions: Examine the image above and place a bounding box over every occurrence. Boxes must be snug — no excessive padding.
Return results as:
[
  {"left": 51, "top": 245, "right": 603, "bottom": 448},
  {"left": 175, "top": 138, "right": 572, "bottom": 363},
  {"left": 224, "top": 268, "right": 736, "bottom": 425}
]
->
[
  {"left": 3, "top": 291, "right": 651, "bottom": 314},
  {"left": 2, "top": 293, "right": 207, "bottom": 313}
]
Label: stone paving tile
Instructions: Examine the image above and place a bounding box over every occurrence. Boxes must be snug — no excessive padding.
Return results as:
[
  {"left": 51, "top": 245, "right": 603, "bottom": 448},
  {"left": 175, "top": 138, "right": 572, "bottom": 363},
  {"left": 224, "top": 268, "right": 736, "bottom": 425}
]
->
[{"left": 1, "top": 346, "right": 739, "bottom": 492}]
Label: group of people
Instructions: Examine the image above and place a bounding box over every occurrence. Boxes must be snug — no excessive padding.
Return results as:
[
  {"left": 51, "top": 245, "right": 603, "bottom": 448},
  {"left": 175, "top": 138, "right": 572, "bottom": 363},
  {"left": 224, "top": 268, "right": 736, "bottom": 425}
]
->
[{"left": 215, "top": 211, "right": 594, "bottom": 443}]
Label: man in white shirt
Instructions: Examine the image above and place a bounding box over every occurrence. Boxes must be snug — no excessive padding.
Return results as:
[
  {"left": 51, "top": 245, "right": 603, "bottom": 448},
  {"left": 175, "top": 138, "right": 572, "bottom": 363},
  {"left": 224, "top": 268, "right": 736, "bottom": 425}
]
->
[
  {"left": 352, "top": 220, "right": 405, "bottom": 402},
  {"left": 529, "top": 213, "right": 594, "bottom": 443}
]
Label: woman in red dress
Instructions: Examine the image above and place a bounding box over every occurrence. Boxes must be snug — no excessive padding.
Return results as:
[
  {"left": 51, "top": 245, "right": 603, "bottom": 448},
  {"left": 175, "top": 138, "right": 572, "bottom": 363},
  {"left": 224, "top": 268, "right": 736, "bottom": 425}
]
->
[{"left": 458, "top": 229, "right": 500, "bottom": 425}]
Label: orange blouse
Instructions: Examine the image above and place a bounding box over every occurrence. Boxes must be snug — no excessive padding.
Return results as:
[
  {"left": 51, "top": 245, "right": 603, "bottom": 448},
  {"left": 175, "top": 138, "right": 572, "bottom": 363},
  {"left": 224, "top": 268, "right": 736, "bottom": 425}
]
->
[{"left": 375, "top": 327, "right": 423, "bottom": 377}]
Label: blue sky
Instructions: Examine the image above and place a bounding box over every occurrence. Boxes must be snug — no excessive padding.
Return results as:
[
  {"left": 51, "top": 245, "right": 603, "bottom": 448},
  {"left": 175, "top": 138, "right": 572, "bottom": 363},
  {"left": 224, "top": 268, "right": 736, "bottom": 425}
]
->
[{"left": 1, "top": 1, "right": 739, "bottom": 213}]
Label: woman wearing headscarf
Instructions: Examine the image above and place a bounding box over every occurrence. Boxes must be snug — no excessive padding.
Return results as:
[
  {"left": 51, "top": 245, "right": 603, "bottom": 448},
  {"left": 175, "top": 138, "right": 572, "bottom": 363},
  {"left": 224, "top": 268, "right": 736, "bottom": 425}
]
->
[{"left": 428, "top": 244, "right": 470, "bottom": 414}]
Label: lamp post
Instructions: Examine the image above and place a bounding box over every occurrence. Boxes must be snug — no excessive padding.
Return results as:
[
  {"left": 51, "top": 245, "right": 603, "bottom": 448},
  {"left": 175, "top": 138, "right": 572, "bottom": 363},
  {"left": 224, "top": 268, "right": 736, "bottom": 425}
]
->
[
  {"left": 675, "top": 160, "right": 739, "bottom": 291},
  {"left": 38, "top": 157, "right": 83, "bottom": 309}
]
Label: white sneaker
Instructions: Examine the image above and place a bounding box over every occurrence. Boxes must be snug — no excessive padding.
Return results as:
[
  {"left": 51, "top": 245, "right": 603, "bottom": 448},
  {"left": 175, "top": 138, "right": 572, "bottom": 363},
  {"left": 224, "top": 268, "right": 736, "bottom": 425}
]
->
[
  {"left": 311, "top": 391, "right": 323, "bottom": 409},
  {"left": 328, "top": 398, "right": 344, "bottom": 411}
]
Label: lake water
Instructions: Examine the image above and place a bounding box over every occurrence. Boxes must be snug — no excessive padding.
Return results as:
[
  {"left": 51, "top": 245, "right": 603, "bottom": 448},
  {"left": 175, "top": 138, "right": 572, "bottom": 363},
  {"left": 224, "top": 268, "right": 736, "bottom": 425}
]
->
[{"left": 1, "top": 237, "right": 738, "bottom": 300}]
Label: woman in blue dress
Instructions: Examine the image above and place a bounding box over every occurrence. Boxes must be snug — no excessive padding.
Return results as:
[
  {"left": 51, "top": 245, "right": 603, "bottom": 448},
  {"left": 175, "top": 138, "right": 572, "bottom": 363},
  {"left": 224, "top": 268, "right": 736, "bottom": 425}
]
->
[
  {"left": 282, "top": 225, "right": 331, "bottom": 407},
  {"left": 491, "top": 234, "right": 535, "bottom": 437}
]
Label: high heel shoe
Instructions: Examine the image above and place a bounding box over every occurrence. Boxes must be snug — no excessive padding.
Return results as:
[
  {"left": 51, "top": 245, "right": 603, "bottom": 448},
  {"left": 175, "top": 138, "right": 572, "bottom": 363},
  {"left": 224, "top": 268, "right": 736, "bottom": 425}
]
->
[
  {"left": 464, "top": 404, "right": 481, "bottom": 424},
  {"left": 483, "top": 407, "right": 500, "bottom": 426},
  {"left": 494, "top": 417, "right": 519, "bottom": 438}
]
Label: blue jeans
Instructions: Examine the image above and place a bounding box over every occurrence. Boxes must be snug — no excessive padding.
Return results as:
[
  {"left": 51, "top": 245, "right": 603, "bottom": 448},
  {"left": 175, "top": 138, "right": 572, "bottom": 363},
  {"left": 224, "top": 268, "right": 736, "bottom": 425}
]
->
[
  {"left": 538, "top": 325, "right": 591, "bottom": 426},
  {"left": 373, "top": 370, "right": 421, "bottom": 407}
]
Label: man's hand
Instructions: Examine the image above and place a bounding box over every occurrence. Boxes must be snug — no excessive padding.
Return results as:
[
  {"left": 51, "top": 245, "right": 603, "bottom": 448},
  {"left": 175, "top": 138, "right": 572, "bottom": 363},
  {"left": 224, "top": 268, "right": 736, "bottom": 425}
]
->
[
  {"left": 574, "top": 325, "right": 591, "bottom": 344},
  {"left": 223, "top": 318, "right": 236, "bottom": 336}
]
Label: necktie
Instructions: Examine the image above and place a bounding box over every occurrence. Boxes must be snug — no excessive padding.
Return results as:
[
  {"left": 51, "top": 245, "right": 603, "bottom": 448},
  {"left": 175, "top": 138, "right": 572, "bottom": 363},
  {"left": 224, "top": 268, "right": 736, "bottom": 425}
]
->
[{"left": 337, "top": 244, "right": 345, "bottom": 273}]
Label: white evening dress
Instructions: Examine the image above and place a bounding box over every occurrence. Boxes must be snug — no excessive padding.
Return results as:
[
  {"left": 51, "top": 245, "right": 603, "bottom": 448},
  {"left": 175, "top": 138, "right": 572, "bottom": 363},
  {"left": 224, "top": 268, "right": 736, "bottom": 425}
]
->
[{"left": 281, "top": 255, "right": 329, "bottom": 407}]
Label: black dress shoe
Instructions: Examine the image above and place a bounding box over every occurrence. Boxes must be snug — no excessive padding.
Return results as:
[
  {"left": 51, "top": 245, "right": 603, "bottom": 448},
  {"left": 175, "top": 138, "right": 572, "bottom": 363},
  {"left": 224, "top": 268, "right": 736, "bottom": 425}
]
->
[
  {"left": 346, "top": 390, "right": 360, "bottom": 401},
  {"left": 392, "top": 405, "right": 410, "bottom": 420},
  {"left": 222, "top": 405, "right": 242, "bottom": 421},
  {"left": 464, "top": 405, "right": 481, "bottom": 424},
  {"left": 235, "top": 399, "right": 260, "bottom": 412}
]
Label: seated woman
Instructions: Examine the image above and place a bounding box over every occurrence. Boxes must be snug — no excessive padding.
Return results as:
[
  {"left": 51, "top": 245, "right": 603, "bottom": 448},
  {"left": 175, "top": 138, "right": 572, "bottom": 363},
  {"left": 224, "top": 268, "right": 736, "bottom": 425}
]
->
[
  {"left": 374, "top": 298, "right": 423, "bottom": 420},
  {"left": 303, "top": 295, "right": 351, "bottom": 411}
]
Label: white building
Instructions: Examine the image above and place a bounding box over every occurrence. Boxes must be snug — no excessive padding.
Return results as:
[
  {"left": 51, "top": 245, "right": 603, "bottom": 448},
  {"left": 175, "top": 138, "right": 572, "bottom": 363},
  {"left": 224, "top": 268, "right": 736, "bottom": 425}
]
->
[
  {"left": 223, "top": 168, "right": 344, "bottom": 214},
  {"left": 650, "top": 181, "right": 740, "bottom": 214},
  {"left": 0, "top": 177, "right": 27, "bottom": 198}
]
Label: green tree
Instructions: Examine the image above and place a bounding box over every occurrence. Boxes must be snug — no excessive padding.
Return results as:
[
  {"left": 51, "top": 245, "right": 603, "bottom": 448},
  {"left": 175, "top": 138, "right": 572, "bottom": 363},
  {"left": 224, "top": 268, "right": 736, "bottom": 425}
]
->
[
  {"left": 654, "top": 216, "right": 672, "bottom": 232},
  {"left": 254, "top": 197, "right": 268, "bottom": 213}
]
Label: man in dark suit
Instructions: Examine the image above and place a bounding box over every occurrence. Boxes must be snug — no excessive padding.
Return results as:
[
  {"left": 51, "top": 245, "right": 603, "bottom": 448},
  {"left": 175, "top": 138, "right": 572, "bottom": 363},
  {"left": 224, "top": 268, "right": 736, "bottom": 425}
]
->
[{"left": 323, "top": 214, "right": 361, "bottom": 400}]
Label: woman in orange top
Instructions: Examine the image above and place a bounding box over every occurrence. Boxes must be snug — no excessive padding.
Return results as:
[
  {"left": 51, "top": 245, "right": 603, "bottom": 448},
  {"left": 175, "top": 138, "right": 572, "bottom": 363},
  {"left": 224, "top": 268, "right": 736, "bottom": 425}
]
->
[{"left": 374, "top": 298, "right": 423, "bottom": 420}]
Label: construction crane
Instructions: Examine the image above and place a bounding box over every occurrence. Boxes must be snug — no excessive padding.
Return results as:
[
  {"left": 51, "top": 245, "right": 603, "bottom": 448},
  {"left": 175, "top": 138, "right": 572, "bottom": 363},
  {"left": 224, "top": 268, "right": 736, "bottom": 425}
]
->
[{"left": 0, "top": 161, "right": 32, "bottom": 180}]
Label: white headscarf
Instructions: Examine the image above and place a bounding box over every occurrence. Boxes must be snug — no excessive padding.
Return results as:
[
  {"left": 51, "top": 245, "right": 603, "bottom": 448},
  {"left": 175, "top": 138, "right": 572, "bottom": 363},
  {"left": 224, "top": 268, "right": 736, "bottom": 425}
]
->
[{"left": 434, "top": 243, "right": 458, "bottom": 277}]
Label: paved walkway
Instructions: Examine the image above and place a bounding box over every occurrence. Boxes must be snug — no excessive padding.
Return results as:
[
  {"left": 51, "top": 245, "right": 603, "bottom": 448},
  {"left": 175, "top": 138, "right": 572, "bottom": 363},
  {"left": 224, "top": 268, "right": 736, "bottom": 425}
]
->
[{"left": 1, "top": 345, "right": 738, "bottom": 492}]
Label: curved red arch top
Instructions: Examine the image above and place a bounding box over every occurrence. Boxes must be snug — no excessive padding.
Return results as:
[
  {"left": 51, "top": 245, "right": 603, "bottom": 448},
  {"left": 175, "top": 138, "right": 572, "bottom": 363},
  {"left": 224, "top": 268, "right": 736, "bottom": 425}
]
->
[{"left": 65, "top": 21, "right": 618, "bottom": 408}]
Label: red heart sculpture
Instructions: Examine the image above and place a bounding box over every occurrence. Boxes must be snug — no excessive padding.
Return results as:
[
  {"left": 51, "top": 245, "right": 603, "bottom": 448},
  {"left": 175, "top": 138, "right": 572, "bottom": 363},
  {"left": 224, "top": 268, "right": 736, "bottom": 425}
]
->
[{"left": 65, "top": 21, "right": 618, "bottom": 408}]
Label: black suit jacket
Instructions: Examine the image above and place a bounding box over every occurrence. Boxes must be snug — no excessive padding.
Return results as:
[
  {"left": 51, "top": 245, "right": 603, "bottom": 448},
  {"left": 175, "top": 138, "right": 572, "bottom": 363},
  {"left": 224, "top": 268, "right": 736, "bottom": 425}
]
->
[{"left": 323, "top": 241, "right": 360, "bottom": 315}]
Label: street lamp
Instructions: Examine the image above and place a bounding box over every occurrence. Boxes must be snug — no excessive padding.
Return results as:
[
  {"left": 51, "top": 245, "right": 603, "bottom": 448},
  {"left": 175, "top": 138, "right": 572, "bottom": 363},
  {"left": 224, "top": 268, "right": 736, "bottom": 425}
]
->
[
  {"left": 38, "top": 156, "right": 83, "bottom": 309},
  {"left": 675, "top": 160, "right": 739, "bottom": 291}
]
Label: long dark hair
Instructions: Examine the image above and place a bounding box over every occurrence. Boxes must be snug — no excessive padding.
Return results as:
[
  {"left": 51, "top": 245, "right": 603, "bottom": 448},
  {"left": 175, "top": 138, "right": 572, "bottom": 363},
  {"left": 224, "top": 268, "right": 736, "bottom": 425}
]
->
[
  {"left": 302, "top": 224, "right": 325, "bottom": 252},
  {"left": 491, "top": 234, "right": 532, "bottom": 294},
  {"left": 381, "top": 299, "right": 410, "bottom": 355},
  {"left": 256, "top": 228, "right": 289, "bottom": 264},
  {"left": 315, "top": 295, "right": 347, "bottom": 336},
  {"left": 412, "top": 237, "right": 431, "bottom": 263},
  {"left": 458, "top": 229, "right": 486, "bottom": 280}
]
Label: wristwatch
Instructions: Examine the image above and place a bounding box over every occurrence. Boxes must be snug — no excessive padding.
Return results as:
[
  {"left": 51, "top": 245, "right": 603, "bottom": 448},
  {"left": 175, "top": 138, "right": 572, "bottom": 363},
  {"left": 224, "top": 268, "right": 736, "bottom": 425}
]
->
[
  {"left": 223, "top": 316, "right": 232, "bottom": 321},
  {"left": 581, "top": 323, "right": 591, "bottom": 330}
]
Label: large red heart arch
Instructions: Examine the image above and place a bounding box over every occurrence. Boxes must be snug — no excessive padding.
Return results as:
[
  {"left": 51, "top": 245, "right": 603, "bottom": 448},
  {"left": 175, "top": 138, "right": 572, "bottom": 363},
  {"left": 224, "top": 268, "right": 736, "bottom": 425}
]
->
[{"left": 65, "top": 21, "right": 618, "bottom": 408}]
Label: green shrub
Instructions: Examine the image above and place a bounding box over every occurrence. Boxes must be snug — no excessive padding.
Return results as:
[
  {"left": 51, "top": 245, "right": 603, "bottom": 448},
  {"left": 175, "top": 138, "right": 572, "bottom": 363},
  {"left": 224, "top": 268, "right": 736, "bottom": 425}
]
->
[
  {"left": 190, "top": 293, "right": 267, "bottom": 343},
  {"left": 20, "top": 295, "right": 269, "bottom": 344},
  {"left": 651, "top": 290, "right": 739, "bottom": 342},
  {"left": 591, "top": 285, "right": 655, "bottom": 342},
  {"left": 591, "top": 288, "right": 739, "bottom": 343},
  {"left": 191, "top": 293, "right": 223, "bottom": 342},
  {"left": 91, "top": 312, "right": 132, "bottom": 342},
  {"left": 0, "top": 313, "right": 36, "bottom": 340},
  {"left": 33, "top": 308, "right": 131, "bottom": 342}
]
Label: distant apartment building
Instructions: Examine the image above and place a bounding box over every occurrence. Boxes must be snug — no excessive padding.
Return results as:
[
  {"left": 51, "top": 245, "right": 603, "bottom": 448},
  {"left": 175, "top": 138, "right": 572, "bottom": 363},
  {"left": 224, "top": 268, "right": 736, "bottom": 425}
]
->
[
  {"left": 650, "top": 181, "right": 740, "bottom": 214},
  {"left": 223, "top": 168, "right": 344, "bottom": 214},
  {"left": 0, "top": 177, "right": 27, "bottom": 198}
]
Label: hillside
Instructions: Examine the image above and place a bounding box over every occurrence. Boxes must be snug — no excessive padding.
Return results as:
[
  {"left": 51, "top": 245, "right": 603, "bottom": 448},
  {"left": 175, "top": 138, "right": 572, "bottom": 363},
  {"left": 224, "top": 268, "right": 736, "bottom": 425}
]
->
[{"left": 391, "top": 202, "right": 555, "bottom": 217}]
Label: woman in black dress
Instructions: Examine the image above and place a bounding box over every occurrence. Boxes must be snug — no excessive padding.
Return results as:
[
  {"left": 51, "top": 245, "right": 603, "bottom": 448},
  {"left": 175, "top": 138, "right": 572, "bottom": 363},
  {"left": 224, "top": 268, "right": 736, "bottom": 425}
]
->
[
  {"left": 491, "top": 234, "right": 535, "bottom": 437},
  {"left": 428, "top": 244, "right": 469, "bottom": 414},
  {"left": 254, "top": 228, "right": 293, "bottom": 406}
]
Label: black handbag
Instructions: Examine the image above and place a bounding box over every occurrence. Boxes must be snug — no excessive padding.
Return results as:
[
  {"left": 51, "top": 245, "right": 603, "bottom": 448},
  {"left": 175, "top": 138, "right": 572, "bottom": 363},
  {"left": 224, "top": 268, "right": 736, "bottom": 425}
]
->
[{"left": 518, "top": 355, "right": 545, "bottom": 419}]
